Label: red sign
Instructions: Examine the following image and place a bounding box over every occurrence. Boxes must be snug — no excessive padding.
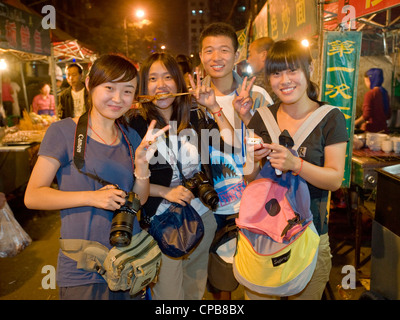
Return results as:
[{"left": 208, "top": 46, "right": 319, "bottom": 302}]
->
[{"left": 338, "top": 0, "right": 400, "bottom": 21}]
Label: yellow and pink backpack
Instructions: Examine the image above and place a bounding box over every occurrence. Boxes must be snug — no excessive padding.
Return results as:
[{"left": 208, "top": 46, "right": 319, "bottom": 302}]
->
[{"left": 233, "top": 105, "right": 335, "bottom": 297}]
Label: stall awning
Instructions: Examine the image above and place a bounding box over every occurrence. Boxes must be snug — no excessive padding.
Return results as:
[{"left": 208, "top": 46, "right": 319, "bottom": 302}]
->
[
  {"left": 1, "top": 1, "right": 96, "bottom": 63},
  {"left": 52, "top": 39, "right": 96, "bottom": 63},
  {"left": 0, "top": 48, "right": 48, "bottom": 61}
]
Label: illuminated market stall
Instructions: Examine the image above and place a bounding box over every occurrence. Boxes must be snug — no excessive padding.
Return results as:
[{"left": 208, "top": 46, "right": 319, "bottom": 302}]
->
[{"left": 0, "top": 0, "right": 96, "bottom": 195}]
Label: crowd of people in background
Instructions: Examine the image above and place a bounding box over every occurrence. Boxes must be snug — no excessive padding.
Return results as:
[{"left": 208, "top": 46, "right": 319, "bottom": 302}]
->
[{"left": 0, "top": 62, "right": 89, "bottom": 124}]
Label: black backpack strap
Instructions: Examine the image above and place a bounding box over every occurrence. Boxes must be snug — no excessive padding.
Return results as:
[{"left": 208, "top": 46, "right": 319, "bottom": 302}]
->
[{"left": 190, "top": 108, "right": 214, "bottom": 186}]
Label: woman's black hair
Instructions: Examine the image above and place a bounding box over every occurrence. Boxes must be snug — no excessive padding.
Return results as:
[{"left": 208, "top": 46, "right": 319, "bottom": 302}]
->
[
  {"left": 137, "top": 52, "right": 192, "bottom": 133},
  {"left": 87, "top": 53, "right": 138, "bottom": 126},
  {"left": 38, "top": 82, "right": 50, "bottom": 91},
  {"left": 265, "top": 39, "right": 319, "bottom": 102},
  {"left": 87, "top": 54, "right": 138, "bottom": 90}
]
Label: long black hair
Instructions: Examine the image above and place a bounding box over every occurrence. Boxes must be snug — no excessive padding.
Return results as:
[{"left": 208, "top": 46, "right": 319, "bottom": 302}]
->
[{"left": 137, "top": 52, "right": 192, "bottom": 133}]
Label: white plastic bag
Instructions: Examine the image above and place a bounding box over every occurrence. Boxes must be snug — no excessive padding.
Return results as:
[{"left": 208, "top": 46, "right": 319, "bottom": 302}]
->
[{"left": 0, "top": 202, "right": 32, "bottom": 258}]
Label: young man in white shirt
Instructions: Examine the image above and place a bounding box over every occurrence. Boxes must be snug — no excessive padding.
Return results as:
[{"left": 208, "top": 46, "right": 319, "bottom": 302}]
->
[{"left": 199, "top": 22, "right": 273, "bottom": 300}]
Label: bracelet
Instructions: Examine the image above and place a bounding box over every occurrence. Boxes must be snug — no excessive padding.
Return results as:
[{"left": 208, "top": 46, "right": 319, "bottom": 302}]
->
[
  {"left": 134, "top": 169, "right": 151, "bottom": 180},
  {"left": 292, "top": 158, "right": 303, "bottom": 176},
  {"left": 211, "top": 107, "right": 223, "bottom": 117}
]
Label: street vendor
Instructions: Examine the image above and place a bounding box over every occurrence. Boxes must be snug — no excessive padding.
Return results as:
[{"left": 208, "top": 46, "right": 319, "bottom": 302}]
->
[
  {"left": 355, "top": 68, "right": 391, "bottom": 133},
  {"left": 32, "top": 82, "right": 56, "bottom": 116}
]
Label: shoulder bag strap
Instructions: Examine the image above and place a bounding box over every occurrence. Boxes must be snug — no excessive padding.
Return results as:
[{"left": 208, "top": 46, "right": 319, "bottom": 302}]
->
[
  {"left": 292, "top": 105, "right": 336, "bottom": 233},
  {"left": 257, "top": 105, "right": 336, "bottom": 151},
  {"left": 256, "top": 107, "right": 281, "bottom": 144},
  {"left": 255, "top": 107, "right": 283, "bottom": 175},
  {"left": 292, "top": 105, "right": 336, "bottom": 151}
]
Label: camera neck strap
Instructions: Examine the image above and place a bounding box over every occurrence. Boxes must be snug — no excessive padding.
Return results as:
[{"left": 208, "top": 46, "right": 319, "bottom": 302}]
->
[{"left": 73, "top": 111, "right": 135, "bottom": 189}]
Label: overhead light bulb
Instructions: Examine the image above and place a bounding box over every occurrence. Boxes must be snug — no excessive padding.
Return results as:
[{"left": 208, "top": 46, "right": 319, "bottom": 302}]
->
[
  {"left": 301, "top": 39, "right": 310, "bottom": 47},
  {"left": 136, "top": 9, "right": 145, "bottom": 18},
  {"left": 0, "top": 59, "right": 7, "bottom": 70}
]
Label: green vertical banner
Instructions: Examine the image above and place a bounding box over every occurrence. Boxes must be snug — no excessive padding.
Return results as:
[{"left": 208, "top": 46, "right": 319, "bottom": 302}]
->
[
  {"left": 320, "top": 31, "right": 362, "bottom": 188},
  {"left": 236, "top": 19, "right": 251, "bottom": 63}
]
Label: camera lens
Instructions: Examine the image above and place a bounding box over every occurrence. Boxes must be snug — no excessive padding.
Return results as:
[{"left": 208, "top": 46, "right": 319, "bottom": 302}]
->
[
  {"left": 183, "top": 171, "right": 219, "bottom": 210},
  {"left": 110, "top": 209, "right": 135, "bottom": 247},
  {"left": 109, "top": 192, "right": 141, "bottom": 247},
  {"left": 198, "top": 185, "right": 219, "bottom": 210}
]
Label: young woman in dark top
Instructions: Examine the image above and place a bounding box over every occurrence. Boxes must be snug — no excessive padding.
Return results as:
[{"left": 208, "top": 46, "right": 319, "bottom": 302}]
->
[
  {"left": 128, "top": 52, "right": 251, "bottom": 299},
  {"left": 242, "top": 39, "right": 348, "bottom": 300}
]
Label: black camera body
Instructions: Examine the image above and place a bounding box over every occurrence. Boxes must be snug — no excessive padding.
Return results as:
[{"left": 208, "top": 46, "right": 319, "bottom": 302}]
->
[
  {"left": 110, "top": 192, "right": 141, "bottom": 247},
  {"left": 183, "top": 171, "right": 219, "bottom": 211}
]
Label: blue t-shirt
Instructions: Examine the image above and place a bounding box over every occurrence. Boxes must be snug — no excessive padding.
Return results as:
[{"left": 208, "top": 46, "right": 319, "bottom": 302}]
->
[
  {"left": 202, "top": 72, "right": 273, "bottom": 215},
  {"left": 39, "top": 118, "right": 142, "bottom": 287}
]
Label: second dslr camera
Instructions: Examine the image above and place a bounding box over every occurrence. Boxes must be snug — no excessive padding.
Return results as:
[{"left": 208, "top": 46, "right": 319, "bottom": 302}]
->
[{"left": 183, "top": 171, "right": 219, "bottom": 211}]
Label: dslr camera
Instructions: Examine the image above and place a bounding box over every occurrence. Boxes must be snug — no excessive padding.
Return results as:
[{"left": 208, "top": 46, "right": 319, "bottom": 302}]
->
[
  {"left": 110, "top": 192, "right": 141, "bottom": 247},
  {"left": 183, "top": 171, "right": 219, "bottom": 211}
]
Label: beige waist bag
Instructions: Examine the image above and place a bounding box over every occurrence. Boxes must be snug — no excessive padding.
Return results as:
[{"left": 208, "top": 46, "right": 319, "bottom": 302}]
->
[{"left": 60, "top": 230, "right": 161, "bottom": 296}]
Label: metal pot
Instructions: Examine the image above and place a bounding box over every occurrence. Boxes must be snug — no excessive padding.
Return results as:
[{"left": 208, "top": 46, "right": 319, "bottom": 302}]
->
[{"left": 354, "top": 133, "right": 366, "bottom": 148}]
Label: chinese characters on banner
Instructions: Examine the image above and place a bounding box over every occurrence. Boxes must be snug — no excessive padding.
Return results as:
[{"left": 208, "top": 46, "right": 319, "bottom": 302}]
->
[
  {"left": 268, "top": 0, "right": 317, "bottom": 41},
  {"left": 321, "top": 31, "right": 362, "bottom": 188},
  {"left": 251, "top": 2, "right": 269, "bottom": 41},
  {"left": 0, "top": 3, "right": 51, "bottom": 56}
]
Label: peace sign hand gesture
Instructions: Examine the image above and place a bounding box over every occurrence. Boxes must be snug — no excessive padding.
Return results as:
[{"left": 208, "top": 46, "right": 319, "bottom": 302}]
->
[
  {"left": 189, "top": 67, "right": 221, "bottom": 114},
  {"left": 135, "top": 120, "right": 170, "bottom": 164},
  {"left": 233, "top": 76, "right": 256, "bottom": 125}
]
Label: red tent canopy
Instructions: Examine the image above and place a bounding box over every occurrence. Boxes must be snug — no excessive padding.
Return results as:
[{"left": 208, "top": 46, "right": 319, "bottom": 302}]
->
[{"left": 52, "top": 39, "right": 96, "bottom": 63}]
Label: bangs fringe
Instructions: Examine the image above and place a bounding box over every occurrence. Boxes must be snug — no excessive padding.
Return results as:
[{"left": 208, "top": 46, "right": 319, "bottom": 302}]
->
[
  {"left": 107, "top": 60, "right": 137, "bottom": 83},
  {"left": 265, "top": 56, "right": 300, "bottom": 75},
  {"left": 89, "top": 54, "right": 138, "bottom": 88},
  {"left": 265, "top": 39, "right": 310, "bottom": 76}
]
